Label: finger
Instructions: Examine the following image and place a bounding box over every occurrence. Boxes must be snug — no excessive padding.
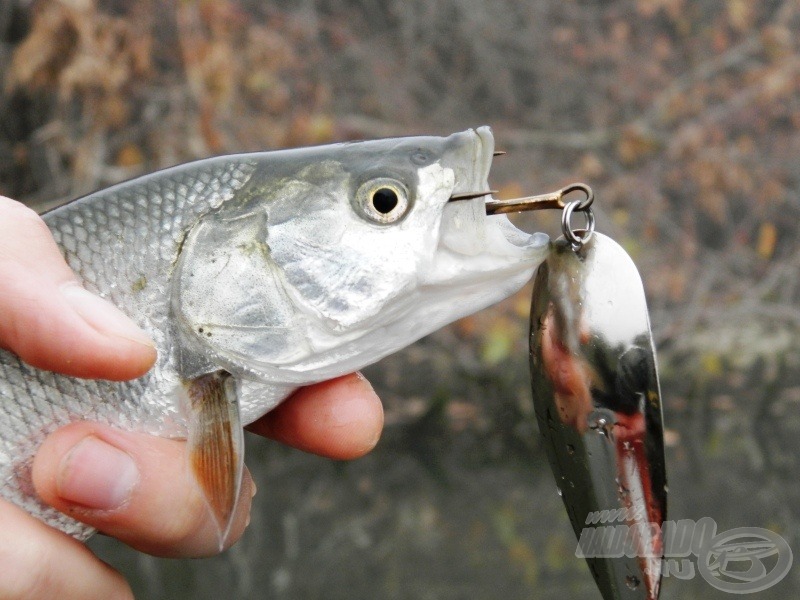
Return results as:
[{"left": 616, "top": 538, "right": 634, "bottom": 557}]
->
[
  {"left": 31, "top": 422, "right": 254, "bottom": 558},
  {"left": 0, "top": 499, "right": 132, "bottom": 600},
  {"left": 0, "top": 197, "right": 156, "bottom": 380},
  {"left": 247, "top": 373, "right": 384, "bottom": 460}
]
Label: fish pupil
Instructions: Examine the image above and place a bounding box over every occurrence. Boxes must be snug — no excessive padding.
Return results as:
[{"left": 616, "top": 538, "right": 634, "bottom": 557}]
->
[{"left": 372, "top": 188, "right": 399, "bottom": 214}]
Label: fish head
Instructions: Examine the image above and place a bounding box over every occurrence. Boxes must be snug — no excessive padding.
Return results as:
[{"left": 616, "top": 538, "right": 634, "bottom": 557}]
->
[{"left": 173, "top": 127, "right": 548, "bottom": 384}]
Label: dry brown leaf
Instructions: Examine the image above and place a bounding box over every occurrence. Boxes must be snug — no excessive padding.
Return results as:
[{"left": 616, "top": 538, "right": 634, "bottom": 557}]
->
[
  {"left": 115, "top": 143, "right": 144, "bottom": 168},
  {"left": 578, "top": 153, "right": 604, "bottom": 179},
  {"left": 727, "top": 0, "right": 756, "bottom": 33},
  {"left": 698, "top": 190, "right": 729, "bottom": 226},
  {"left": 617, "top": 126, "right": 659, "bottom": 165},
  {"left": 6, "top": 3, "right": 78, "bottom": 92},
  {"left": 756, "top": 222, "right": 778, "bottom": 260}
]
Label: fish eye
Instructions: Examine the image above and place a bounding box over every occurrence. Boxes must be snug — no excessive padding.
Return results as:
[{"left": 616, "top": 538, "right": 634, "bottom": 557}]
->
[{"left": 356, "top": 178, "right": 410, "bottom": 224}]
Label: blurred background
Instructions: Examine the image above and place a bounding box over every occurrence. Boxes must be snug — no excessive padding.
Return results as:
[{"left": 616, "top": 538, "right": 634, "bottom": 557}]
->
[{"left": 1, "top": 0, "right": 799, "bottom": 598}]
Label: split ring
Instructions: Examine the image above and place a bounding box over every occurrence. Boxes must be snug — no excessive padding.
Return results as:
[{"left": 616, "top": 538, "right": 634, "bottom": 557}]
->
[{"left": 561, "top": 201, "right": 595, "bottom": 249}]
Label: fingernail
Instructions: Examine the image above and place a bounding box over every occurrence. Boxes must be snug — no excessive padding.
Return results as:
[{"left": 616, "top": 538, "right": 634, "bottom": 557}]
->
[
  {"left": 57, "top": 436, "right": 139, "bottom": 509},
  {"left": 61, "top": 283, "right": 155, "bottom": 348}
]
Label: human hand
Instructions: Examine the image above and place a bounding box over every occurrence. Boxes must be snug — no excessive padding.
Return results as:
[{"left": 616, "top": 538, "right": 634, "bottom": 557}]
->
[{"left": 0, "top": 197, "right": 384, "bottom": 599}]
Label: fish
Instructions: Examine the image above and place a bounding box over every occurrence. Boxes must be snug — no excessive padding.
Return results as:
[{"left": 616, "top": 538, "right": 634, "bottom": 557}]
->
[{"left": 0, "top": 126, "right": 549, "bottom": 546}]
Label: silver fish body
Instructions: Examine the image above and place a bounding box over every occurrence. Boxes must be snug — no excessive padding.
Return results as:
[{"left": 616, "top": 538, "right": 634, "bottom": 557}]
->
[{"left": 0, "top": 127, "right": 548, "bottom": 540}]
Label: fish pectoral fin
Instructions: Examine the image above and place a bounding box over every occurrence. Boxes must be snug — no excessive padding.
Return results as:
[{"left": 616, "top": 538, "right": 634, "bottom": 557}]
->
[{"left": 183, "top": 371, "right": 244, "bottom": 551}]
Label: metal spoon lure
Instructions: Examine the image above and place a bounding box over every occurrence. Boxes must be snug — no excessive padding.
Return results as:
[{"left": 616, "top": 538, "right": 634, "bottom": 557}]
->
[
  {"left": 451, "top": 183, "right": 667, "bottom": 600},
  {"left": 530, "top": 192, "right": 666, "bottom": 600},
  {"left": 451, "top": 183, "right": 667, "bottom": 598}
]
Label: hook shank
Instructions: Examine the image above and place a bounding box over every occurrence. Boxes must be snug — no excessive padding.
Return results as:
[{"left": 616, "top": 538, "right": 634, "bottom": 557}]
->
[{"left": 448, "top": 183, "right": 594, "bottom": 216}]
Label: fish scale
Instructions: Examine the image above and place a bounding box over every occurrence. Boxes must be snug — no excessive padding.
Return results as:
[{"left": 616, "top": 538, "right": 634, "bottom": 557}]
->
[
  {"left": 0, "top": 128, "right": 547, "bottom": 545},
  {"left": 0, "top": 158, "right": 258, "bottom": 539}
]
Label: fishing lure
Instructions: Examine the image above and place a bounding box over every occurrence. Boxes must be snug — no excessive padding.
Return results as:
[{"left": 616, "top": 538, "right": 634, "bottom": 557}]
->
[{"left": 527, "top": 193, "right": 667, "bottom": 600}]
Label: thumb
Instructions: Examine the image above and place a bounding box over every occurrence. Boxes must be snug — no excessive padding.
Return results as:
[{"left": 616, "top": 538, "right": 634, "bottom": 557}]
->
[{"left": 0, "top": 197, "right": 156, "bottom": 380}]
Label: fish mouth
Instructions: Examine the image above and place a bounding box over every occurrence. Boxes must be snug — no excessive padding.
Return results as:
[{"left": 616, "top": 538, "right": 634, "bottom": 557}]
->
[{"left": 423, "top": 126, "right": 548, "bottom": 289}]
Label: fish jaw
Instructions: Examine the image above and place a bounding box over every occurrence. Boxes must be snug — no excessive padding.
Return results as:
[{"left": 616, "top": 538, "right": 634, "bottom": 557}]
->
[
  {"left": 252, "top": 127, "right": 548, "bottom": 381},
  {"left": 171, "top": 127, "right": 547, "bottom": 389},
  {"left": 414, "top": 126, "right": 549, "bottom": 329}
]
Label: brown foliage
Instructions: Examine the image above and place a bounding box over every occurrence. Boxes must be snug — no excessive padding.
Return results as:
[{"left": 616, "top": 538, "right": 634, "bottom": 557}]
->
[{"left": 0, "top": 0, "right": 799, "bottom": 351}]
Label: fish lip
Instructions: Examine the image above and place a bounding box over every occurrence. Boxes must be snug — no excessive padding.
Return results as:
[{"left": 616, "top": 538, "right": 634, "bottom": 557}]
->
[
  {"left": 471, "top": 127, "right": 545, "bottom": 256},
  {"left": 475, "top": 127, "right": 493, "bottom": 192},
  {"left": 442, "top": 126, "right": 494, "bottom": 198},
  {"left": 469, "top": 126, "right": 494, "bottom": 198},
  {"left": 434, "top": 126, "right": 546, "bottom": 274}
]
